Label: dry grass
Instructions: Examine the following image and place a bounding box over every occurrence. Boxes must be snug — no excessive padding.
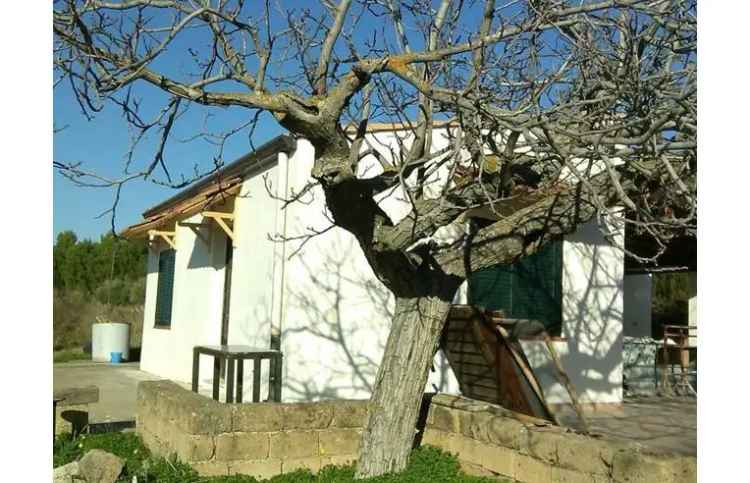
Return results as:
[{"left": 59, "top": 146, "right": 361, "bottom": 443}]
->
[
  {"left": 53, "top": 348, "right": 91, "bottom": 363},
  {"left": 53, "top": 290, "right": 144, "bottom": 352}
]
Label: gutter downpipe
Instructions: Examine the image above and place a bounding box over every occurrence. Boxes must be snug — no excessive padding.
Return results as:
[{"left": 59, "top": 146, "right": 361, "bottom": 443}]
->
[{"left": 270, "top": 150, "right": 290, "bottom": 352}]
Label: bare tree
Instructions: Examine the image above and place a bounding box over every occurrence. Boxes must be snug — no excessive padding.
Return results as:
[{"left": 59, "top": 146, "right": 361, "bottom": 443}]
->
[{"left": 54, "top": 0, "right": 696, "bottom": 477}]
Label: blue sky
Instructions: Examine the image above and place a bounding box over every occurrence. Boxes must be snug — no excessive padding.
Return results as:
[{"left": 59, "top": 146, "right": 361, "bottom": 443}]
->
[
  {"left": 53, "top": 79, "right": 283, "bottom": 240},
  {"left": 54, "top": 1, "right": 363, "bottom": 240},
  {"left": 52, "top": 0, "right": 527, "bottom": 241}
]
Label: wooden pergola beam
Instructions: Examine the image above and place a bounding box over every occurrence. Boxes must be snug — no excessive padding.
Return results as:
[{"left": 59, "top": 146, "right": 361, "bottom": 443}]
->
[
  {"left": 148, "top": 230, "right": 177, "bottom": 250},
  {"left": 202, "top": 210, "right": 234, "bottom": 219},
  {"left": 202, "top": 211, "right": 235, "bottom": 242}
]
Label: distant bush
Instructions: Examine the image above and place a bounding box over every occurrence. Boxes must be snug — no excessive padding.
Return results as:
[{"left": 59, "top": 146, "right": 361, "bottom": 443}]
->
[
  {"left": 53, "top": 289, "right": 143, "bottom": 352},
  {"left": 94, "top": 278, "right": 145, "bottom": 306},
  {"left": 128, "top": 277, "right": 146, "bottom": 305},
  {"left": 54, "top": 230, "right": 147, "bottom": 295},
  {"left": 651, "top": 272, "right": 692, "bottom": 338},
  {"left": 53, "top": 230, "right": 147, "bottom": 352}
]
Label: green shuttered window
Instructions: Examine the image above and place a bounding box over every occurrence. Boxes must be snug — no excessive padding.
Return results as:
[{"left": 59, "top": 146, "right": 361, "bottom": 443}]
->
[
  {"left": 468, "top": 239, "right": 563, "bottom": 335},
  {"left": 154, "top": 249, "right": 176, "bottom": 327}
]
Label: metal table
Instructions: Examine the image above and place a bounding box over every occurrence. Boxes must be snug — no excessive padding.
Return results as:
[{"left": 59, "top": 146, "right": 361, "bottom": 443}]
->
[
  {"left": 658, "top": 325, "right": 697, "bottom": 396},
  {"left": 192, "top": 345, "right": 282, "bottom": 403}
]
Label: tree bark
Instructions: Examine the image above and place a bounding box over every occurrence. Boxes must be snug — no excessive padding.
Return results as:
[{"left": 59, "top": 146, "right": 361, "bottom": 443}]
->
[{"left": 354, "top": 294, "right": 452, "bottom": 478}]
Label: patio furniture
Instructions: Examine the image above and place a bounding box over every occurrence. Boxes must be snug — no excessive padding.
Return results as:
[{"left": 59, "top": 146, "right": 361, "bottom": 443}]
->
[
  {"left": 191, "top": 345, "right": 283, "bottom": 403},
  {"left": 657, "top": 325, "right": 697, "bottom": 396}
]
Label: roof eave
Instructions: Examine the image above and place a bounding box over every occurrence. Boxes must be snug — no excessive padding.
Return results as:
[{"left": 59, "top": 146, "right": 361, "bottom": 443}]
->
[{"left": 142, "top": 134, "right": 296, "bottom": 219}]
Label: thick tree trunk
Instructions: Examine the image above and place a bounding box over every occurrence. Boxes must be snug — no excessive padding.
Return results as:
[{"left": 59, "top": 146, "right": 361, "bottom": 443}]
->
[{"left": 354, "top": 294, "right": 452, "bottom": 479}]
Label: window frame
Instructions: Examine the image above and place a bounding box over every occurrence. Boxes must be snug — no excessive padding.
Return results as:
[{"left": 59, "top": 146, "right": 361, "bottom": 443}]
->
[
  {"left": 467, "top": 238, "right": 564, "bottom": 336},
  {"left": 153, "top": 247, "right": 176, "bottom": 329}
]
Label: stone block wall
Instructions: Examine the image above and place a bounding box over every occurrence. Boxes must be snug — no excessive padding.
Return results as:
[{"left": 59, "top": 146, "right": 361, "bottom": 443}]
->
[
  {"left": 136, "top": 381, "right": 368, "bottom": 478},
  {"left": 137, "top": 382, "right": 697, "bottom": 482},
  {"left": 423, "top": 394, "right": 697, "bottom": 483}
]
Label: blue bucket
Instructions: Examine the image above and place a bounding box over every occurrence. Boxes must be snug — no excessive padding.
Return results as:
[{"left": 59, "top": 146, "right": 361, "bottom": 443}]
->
[{"left": 110, "top": 352, "right": 123, "bottom": 364}]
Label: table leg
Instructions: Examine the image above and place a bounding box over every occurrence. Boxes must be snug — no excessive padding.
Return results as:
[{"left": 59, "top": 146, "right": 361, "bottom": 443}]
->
[
  {"left": 253, "top": 358, "right": 261, "bottom": 403},
  {"left": 267, "top": 356, "right": 274, "bottom": 402},
  {"left": 192, "top": 348, "right": 200, "bottom": 393},
  {"left": 274, "top": 354, "right": 283, "bottom": 402},
  {"left": 653, "top": 348, "right": 658, "bottom": 393},
  {"left": 213, "top": 356, "right": 221, "bottom": 401},
  {"left": 236, "top": 359, "right": 244, "bottom": 403},
  {"left": 226, "top": 358, "right": 235, "bottom": 403}
]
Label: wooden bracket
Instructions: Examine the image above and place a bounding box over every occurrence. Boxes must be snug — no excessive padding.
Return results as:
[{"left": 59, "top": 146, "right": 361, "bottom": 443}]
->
[
  {"left": 202, "top": 211, "right": 235, "bottom": 242},
  {"left": 177, "top": 221, "right": 211, "bottom": 246},
  {"left": 148, "top": 230, "right": 177, "bottom": 250}
]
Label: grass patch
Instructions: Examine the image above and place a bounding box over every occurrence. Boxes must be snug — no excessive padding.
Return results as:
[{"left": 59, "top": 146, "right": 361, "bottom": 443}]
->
[
  {"left": 54, "top": 432, "right": 507, "bottom": 482},
  {"left": 53, "top": 349, "right": 91, "bottom": 364}
]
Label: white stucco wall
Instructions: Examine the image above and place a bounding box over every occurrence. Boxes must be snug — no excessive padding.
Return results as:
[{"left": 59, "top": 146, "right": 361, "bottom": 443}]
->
[
  {"left": 623, "top": 274, "right": 653, "bottom": 338},
  {"left": 139, "top": 213, "right": 228, "bottom": 384},
  {"left": 218, "top": 165, "right": 283, "bottom": 400},
  {"left": 521, "top": 218, "right": 624, "bottom": 405},
  {"left": 138, "top": 128, "right": 625, "bottom": 406},
  {"left": 277, "top": 138, "right": 460, "bottom": 401},
  {"left": 139, "top": 163, "right": 284, "bottom": 400},
  {"left": 137, "top": 135, "right": 460, "bottom": 402}
]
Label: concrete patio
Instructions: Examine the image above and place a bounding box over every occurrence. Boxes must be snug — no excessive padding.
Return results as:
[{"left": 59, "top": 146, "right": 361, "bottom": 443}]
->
[
  {"left": 557, "top": 396, "right": 697, "bottom": 456},
  {"left": 53, "top": 361, "right": 163, "bottom": 425},
  {"left": 587, "top": 396, "right": 697, "bottom": 456}
]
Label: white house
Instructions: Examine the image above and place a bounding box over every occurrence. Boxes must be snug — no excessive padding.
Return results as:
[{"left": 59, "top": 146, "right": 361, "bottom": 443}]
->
[{"left": 123, "top": 124, "right": 627, "bottom": 410}]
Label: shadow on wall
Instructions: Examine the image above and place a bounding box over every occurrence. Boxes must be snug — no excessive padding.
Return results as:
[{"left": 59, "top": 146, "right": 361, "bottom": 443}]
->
[
  {"left": 522, "top": 220, "right": 624, "bottom": 405},
  {"left": 186, "top": 223, "right": 215, "bottom": 269},
  {"left": 281, "top": 238, "right": 454, "bottom": 401},
  {"left": 282, "top": 241, "right": 388, "bottom": 400}
]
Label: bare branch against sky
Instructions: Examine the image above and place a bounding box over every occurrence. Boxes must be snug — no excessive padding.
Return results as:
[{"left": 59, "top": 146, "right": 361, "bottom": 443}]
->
[{"left": 54, "top": 0, "right": 696, "bottom": 477}]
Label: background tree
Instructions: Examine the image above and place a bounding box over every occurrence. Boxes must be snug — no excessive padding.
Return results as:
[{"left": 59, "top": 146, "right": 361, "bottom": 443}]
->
[
  {"left": 53, "top": 230, "right": 147, "bottom": 353},
  {"left": 54, "top": 230, "right": 147, "bottom": 304},
  {"left": 54, "top": 0, "right": 696, "bottom": 477},
  {"left": 53, "top": 230, "right": 78, "bottom": 290}
]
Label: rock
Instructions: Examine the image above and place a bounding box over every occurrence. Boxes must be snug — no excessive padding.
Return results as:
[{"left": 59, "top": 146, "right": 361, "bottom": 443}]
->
[
  {"left": 53, "top": 461, "right": 79, "bottom": 483},
  {"left": 78, "top": 449, "right": 124, "bottom": 483}
]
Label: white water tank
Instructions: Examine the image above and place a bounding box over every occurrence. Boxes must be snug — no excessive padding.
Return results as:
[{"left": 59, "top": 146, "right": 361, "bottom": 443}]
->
[{"left": 91, "top": 322, "right": 130, "bottom": 362}]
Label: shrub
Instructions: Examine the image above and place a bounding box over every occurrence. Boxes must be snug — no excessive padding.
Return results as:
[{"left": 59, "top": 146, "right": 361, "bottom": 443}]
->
[
  {"left": 651, "top": 272, "right": 692, "bottom": 338},
  {"left": 53, "top": 290, "right": 94, "bottom": 351},
  {"left": 128, "top": 277, "right": 147, "bottom": 305},
  {"left": 53, "top": 290, "right": 144, "bottom": 353}
]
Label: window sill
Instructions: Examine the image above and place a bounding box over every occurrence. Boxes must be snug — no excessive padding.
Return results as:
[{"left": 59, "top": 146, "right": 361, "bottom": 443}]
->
[{"left": 153, "top": 325, "right": 172, "bottom": 330}]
